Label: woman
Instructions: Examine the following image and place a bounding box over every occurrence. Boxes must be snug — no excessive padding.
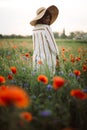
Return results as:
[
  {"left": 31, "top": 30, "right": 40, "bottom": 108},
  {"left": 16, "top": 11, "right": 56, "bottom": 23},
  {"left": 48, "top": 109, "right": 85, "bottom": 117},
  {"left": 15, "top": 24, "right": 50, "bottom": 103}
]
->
[{"left": 30, "top": 5, "right": 59, "bottom": 75}]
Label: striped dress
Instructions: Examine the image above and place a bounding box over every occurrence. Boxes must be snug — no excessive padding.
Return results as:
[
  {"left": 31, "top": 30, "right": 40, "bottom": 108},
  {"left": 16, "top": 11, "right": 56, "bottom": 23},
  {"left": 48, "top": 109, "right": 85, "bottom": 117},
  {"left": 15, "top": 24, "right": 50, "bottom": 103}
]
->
[{"left": 32, "top": 24, "right": 59, "bottom": 74}]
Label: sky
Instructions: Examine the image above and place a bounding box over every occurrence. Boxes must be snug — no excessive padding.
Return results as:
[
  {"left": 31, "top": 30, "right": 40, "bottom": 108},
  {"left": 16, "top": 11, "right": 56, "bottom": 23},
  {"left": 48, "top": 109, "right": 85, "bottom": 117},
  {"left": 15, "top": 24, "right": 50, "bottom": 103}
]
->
[{"left": 0, "top": 0, "right": 87, "bottom": 36}]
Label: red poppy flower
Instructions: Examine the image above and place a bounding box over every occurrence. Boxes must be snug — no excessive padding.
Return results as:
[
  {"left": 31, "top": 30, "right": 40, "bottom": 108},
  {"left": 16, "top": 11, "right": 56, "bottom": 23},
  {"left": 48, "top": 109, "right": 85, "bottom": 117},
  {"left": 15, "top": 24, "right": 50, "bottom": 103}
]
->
[
  {"left": 37, "top": 74, "right": 48, "bottom": 84},
  {"left": 53, "top": 76, "right": 65, "bottom": 90},
  {"left": 25, "top": 53, "right": 30, "bottom": 58},
  {"left": 82, "top": 64, "right": 87, "bottom": 72},
  {"left": 0, "top": 76, "right": 5, "bottom": 83},
  {"left": 10, "top": 66, "right": 17, "bottom": 74},
  {"left": 73, "top": 70, "right": 81, "bottom": 76},
  {"left": 75, "top": 57, "right": 81, "bottom": 61},
  {"left": 71, "top": 57, "right": 75, "bottom": 63},
  {"left": 20, "top": 112, "right": 32, "bottom": 122},
  {"left": 38, "top": 60, "right": 43, "bottom": 64},
  {"left": 7, "top": 74, "right": 13, "bottom": 80},
  {"left": 13, "top": 45, "right": 17, "bottom": 49},
  {"left": 70, "top": 89, "right": 86, "bottom": 100},
  {"left": 0, "top": 85, "right": 30, "bottom": 108},
  {"left": 62, "top": 47, "right": 65, "bottom": 52}
]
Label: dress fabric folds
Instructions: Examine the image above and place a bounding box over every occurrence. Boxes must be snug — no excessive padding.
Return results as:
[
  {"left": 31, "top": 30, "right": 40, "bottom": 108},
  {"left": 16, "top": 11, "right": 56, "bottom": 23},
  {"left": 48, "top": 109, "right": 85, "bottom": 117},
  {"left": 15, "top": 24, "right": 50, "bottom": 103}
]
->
[{"left": 32, "top": 24, "right": 59, "bottom": 74}]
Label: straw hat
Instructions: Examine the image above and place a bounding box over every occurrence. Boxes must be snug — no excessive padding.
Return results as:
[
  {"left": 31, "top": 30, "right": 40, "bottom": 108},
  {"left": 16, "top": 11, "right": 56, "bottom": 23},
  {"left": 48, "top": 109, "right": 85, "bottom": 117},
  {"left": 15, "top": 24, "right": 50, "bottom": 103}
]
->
[{"left": 30, "top": 5, "right": 59, "bottom": 26}]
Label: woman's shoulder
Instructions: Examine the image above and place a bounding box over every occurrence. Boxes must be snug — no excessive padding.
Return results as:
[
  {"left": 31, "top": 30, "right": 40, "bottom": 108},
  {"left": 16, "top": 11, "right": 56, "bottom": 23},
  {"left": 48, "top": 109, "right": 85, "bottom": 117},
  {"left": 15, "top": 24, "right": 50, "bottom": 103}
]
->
[
  {"left": 33, "top": 24, "right": 51, "bottom": 32},
  {"left": 35, "top": 24, "right": 50, "bottom": 28}
]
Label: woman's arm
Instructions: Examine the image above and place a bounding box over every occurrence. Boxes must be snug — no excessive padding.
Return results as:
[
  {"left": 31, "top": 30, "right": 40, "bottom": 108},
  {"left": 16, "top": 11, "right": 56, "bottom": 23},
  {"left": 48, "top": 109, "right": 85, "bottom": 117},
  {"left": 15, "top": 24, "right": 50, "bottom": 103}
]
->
[{"left": 45, "top": 26, "right": 59, "bottom": 56}]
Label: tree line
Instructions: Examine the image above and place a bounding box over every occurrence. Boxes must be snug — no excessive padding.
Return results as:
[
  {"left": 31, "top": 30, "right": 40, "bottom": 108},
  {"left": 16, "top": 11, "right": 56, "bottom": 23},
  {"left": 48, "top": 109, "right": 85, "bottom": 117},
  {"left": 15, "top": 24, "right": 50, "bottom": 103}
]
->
[
  {"left": 0, "top": 30, "right": 87, "bottom": 41},
  {"left": 0, "top": 34, "right": 32, "bottom": 39},
  {"left": 54, "top": 29, "right": 87, "bottom": 41}
]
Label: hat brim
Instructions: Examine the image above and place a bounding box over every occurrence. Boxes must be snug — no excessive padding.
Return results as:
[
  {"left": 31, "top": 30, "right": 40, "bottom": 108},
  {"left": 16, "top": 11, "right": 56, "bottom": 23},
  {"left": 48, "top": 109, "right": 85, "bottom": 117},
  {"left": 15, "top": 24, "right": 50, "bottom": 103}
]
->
[
  {"left": 47, "top": 5, "right": 59, "bottom": 25},
  {"left": 30, "top": 5, "right": 59, "bottom": 26}
]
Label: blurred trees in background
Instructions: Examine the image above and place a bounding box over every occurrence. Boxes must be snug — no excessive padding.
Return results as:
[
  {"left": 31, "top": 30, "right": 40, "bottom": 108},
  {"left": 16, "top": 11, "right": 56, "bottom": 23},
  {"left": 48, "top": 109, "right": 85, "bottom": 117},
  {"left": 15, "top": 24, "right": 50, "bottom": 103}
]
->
[{"left": 0, "top": 29, "right": 87, "bottom": 41}]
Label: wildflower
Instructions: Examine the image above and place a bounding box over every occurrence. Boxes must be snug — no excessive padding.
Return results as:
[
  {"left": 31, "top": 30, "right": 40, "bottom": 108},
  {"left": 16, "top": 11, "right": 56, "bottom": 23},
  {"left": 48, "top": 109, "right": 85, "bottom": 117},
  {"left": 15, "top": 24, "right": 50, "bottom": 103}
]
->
[
  {"left": 39, "top": 109, "right": 52, "bottom": 117},
  {"left": 10, "top": 66, "right": 17, "bottom": 74},
  {"left": 48, "top": 95, "right": 52, "bottom": 99},
  {"left": 23, "top": 83, "right": 29, "bottom": 88},
  {"left": 76, "top": 75, "right": 80, "bottom": 80},
  {"left": 70, "top": 89, "right": 87, "bottom": 100},
  {"left": 53, "top": 76, "right": 65, "bottom": 90},
  {"left": 75, "top": 57, "right": 81, "bottom": 61},
  {"left": 7, "top": 74, "right": 13, "bottom": 80},
  {"left": 46, "top": 84, "right": 52, "bottom": 91},
  {"left": 25, "top": 53, "right": 30, "bottom": 58},
  {"left": 0, "top": 85, "right": 30, "bottom": 108},
  {"left": 31, "top": 95, "right": 36, "bottom": 100},
  {"left": 82, "top": 64, "right": 87, "bottom": 72},
  {"left": 62, "top": 47, "right": 65, "bottom": 52},
  {"left": 13, "top": 45, "right": 17, "bottom": 49},
  {"left": 58, "top": 71, "right": 64, "bottom": 76},
  {"left": 38, "top": 60, "right": 43, "bottom": 64},
  {"left": 82, "top": 88, "right": 87, "bottom": 93},
  {"left": 31, "top": 71, "right": 36, "bottom": 76},
  {"left": 10, "top": 80, "right": 16, "bottom": 84},
  {"left": 37, "top": 74, "right": 48, "bottom": 84},
  {"left": 0, "top": 76, "right": 5, "bottom": 83},
  {"left": 20, "top": 112, "right": 32, "bottom": 122},
  {"left": 70, "top": 57, "right": 75, "bottom": 63},
  {"left": 68, "top": 72, "right": 75, "bottom": 77},
  {"left": 73, "top": 70, "right": 81, "bottom": 76}
]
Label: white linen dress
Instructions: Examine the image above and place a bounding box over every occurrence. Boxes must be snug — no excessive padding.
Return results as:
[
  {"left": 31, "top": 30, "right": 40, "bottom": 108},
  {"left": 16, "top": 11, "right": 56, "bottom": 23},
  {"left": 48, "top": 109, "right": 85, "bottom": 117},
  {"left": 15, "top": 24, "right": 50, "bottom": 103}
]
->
[{"left": 32, "top": 24, "right": 59, "bottom": 74}]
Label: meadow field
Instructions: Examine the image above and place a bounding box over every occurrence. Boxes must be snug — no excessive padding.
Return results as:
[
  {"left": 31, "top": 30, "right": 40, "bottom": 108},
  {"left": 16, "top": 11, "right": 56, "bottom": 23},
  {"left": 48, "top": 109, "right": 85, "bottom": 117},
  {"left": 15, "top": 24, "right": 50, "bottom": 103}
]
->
[{"left": 0, "top": 38, "right": 87, "bottom": 130}]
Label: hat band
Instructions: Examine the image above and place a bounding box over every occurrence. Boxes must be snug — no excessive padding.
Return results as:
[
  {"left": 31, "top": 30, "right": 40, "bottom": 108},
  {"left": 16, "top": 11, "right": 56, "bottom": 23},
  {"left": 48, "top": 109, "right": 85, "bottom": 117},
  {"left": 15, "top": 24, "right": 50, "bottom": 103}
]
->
[{"left": 37, "top": 9, "right": 45, "bottom": 15}]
